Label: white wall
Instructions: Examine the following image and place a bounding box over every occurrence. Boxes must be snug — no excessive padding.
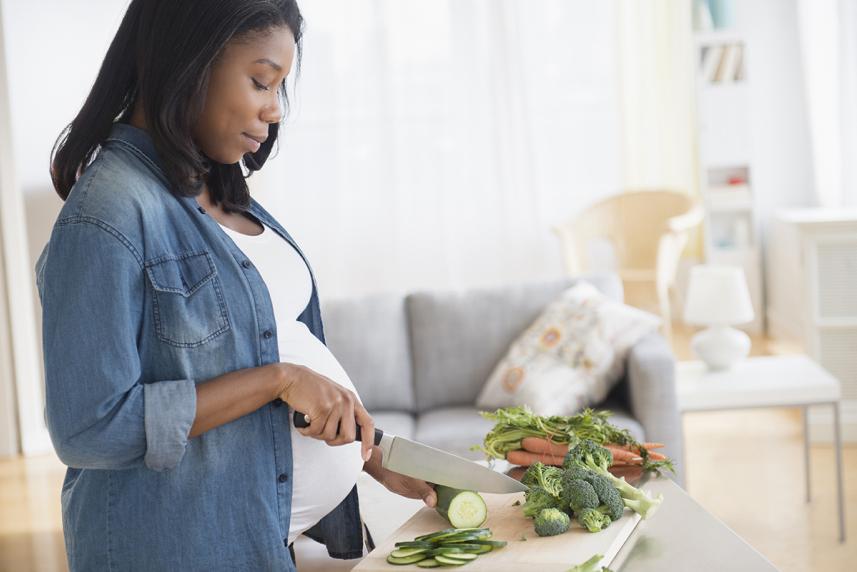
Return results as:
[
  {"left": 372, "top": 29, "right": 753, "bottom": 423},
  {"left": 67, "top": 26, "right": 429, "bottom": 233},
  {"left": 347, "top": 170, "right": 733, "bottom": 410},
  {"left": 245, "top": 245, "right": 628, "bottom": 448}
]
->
[{"left": 733, "top": 0, "right": 816, "bottom": 237}]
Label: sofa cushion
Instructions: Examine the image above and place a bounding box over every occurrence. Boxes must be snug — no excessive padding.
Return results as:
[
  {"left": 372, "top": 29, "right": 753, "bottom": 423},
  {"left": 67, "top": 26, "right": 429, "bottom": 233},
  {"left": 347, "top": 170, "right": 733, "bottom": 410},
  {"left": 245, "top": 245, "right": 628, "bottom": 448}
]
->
[
  {"left": 406, "top": 274, "right": 623, "bottom": 413},
  {"left": 321, "top": 293, "right": 416, "bottom": 412},
  {"left": 475, "top": 281, "right": 661, "bottom": 416},
  {"left": 369, "top": 411, "right": 416, "bottom": 440},
  {"left": 414, "top": 407, "right": 496, "bottom": 460}
]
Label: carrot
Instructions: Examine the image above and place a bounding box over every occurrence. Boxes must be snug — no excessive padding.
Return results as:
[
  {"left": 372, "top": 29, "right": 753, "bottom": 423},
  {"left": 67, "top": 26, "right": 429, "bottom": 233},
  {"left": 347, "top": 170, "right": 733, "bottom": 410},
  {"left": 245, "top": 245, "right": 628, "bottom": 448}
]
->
[
  {"left": 520, "top": 437, "right": 570, "bottom": 457},
  {"left": 646, "top": 451, "right": 667, "bottom": 461},
  {"left": 603, "top": 446, "right": 643, "bottom": 464},
  {"left": 643, "top": 442, "right": 665, "bottom": 450},
  {"left": 506, "top": 449, "right": 565, "bottom": 467}
]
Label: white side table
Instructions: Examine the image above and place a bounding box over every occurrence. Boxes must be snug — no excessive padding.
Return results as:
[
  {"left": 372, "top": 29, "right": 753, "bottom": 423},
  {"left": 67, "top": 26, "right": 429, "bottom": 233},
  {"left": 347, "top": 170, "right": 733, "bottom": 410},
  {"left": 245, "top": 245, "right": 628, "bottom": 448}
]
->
[{"left": 675, "top": 354, "right": 845, "bottom": 542}]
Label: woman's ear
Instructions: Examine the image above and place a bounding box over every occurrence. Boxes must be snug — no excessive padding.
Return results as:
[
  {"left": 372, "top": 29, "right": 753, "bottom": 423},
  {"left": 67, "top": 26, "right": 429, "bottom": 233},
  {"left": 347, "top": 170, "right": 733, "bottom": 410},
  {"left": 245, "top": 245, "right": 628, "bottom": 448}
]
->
[{"left": 244, "top": 122, "right": 278, "bottom": 171}]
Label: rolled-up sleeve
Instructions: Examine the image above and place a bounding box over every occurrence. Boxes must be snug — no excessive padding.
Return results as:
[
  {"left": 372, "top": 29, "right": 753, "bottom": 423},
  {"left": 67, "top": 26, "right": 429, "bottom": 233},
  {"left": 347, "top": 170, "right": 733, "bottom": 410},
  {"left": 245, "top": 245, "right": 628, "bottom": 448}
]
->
[{"left": 37, "top": 218, "right": 196, "bottom": 471}]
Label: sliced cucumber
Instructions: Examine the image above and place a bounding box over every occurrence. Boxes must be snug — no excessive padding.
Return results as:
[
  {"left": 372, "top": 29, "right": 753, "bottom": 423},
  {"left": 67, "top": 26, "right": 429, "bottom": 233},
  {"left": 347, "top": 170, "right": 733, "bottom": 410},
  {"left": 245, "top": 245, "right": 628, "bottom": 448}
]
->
[
  {"left": 389, "top": 547, "right": 427, "bottom": 558},
  {"left": 415, "top": 528, "right": 460, "bottom": 541},
  {"left": 386, "top": 553, "right": 427, "bottom": 565},
  {"left": 416, "top": 558, "right": 441, "bottom": 568},
  {"left": 436, "top": 543, "right": 482, "bottom": 551},
  {"left": 433, "top": 554, "right": 468, "bottom": 566},
  {"left": 394, "top": 540, "right": 434, "bottom": 549},
  {"left": 441, "top": 552, "right": 478, "bottom": 561},
  {"left": 435, "top": 486, "right": 488, "bottom": 528},
  {"left": 471, "top": 539, "right": 508, "bottom": 548}
]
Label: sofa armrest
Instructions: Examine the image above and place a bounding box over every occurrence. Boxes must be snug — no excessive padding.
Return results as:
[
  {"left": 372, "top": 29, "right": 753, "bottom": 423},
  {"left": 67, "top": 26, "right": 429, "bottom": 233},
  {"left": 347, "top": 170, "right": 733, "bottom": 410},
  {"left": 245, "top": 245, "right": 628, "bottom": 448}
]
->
[{"left": 626, "top": 331, "right": 685, "bottom": 487}]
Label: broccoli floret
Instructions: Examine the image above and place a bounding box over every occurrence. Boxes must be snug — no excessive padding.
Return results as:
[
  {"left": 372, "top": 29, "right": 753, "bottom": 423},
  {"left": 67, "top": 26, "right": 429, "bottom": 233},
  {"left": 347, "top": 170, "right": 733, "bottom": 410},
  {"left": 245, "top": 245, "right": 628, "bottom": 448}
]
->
[
  {"left": 521, "top": 462, "right": 564, "bottom": 498},
  {"left": 561, "top": 478, "right": 599, "bottom": 514},
  {"left": 563, "top": 440, "right": 663, "bottom": 520},
  {"left": 534, "top": 508, "right": 571, "bottom": 537},
  {"left": 584, "top": 474, "right": 624, "bottom": 522},
  {"left": 522, "top": 486, "right": 562, "bottom": 518},
  {"left": 576, "top": 507, "right": 611, "bottom": 533}
]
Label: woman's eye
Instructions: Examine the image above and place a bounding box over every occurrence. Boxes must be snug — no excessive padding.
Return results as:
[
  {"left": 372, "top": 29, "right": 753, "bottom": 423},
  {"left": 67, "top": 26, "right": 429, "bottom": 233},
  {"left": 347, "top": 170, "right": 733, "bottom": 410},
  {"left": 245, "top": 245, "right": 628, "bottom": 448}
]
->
[{"left": 252, "top": 78, "right": 270, "bottom": 92}]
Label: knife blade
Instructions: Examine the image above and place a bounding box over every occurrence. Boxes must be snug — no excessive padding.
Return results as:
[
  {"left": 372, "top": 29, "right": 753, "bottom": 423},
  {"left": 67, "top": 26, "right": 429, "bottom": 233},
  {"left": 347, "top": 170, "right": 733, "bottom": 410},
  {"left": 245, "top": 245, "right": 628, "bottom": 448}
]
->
[{"left": 293, "top": 410, "right": 528, "bottom": 494}]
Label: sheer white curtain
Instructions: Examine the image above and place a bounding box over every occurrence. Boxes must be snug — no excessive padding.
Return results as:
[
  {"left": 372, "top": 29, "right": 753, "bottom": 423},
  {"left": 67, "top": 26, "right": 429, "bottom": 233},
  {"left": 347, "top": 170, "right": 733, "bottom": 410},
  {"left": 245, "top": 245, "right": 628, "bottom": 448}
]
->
[
  {"left": 797, "top": 0, "right": 857, "bottom": 208},
  {"left": 616, "top": 0, "right": 696, "bottom": 193},
  {"left": 250, "top": 0, "right": 622, "bottom": 298}
]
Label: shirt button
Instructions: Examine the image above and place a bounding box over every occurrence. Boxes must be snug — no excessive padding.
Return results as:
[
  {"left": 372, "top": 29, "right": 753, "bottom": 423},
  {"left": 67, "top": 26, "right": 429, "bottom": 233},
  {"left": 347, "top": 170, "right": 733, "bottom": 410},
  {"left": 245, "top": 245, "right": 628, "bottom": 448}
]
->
[
  {"left": 278, "top": 473, "right": 288, "bottom": 483},
  {"left": 273, "top": 398, "right": 283, "bottom": 407},
  {"left": 263, "top": 330, "right": 273, "bottom": 339},
  {"left": 197, "top": 206, "right": 206, "bottom": 214},
  {"left": 241, "top": 259, "right": 252, "bottom": 269}
]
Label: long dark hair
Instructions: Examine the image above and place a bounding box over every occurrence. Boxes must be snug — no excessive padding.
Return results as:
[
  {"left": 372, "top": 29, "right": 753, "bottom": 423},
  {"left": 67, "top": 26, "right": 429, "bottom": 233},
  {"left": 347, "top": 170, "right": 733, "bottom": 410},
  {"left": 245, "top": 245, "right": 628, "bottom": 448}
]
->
[{"left": 50, "top": 0, "right": 303, "bottom": 213}]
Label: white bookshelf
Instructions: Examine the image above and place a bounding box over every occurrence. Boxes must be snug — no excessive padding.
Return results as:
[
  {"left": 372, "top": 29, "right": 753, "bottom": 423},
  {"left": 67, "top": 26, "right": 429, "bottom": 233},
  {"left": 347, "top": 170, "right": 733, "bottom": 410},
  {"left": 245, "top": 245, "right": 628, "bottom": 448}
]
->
[{"left": 694, "top": 30, "right": 764, "bottom": 333}]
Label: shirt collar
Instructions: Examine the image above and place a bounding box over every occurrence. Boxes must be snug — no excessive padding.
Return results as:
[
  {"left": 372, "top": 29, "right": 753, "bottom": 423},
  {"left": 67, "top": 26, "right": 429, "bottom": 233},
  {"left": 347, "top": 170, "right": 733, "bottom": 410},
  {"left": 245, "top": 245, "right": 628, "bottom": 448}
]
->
[{"left": 106, "top": 121, "right": 167, "bottom": 175}]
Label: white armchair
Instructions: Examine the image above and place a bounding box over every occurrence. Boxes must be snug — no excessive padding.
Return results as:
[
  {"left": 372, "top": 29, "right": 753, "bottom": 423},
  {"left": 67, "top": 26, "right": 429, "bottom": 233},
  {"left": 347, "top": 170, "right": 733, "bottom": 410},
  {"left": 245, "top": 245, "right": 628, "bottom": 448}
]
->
[{"left": 553, "top": 189, "right": 703, "bottom": 339}]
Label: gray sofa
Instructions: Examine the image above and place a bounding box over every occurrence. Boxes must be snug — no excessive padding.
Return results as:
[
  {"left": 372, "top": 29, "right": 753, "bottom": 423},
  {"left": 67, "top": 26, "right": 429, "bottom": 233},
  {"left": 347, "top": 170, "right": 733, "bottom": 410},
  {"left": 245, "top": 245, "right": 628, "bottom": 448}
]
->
[{"left": 321, "top": 273, "right": 684, "bottom": 486}]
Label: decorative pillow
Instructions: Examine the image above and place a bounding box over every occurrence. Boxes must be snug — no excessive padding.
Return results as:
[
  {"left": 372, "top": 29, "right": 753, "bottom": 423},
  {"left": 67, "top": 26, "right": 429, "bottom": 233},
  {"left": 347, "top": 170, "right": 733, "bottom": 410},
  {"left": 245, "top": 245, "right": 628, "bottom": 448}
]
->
[{"left": 475, "top": 281, "right": 661, "bottom": 416}]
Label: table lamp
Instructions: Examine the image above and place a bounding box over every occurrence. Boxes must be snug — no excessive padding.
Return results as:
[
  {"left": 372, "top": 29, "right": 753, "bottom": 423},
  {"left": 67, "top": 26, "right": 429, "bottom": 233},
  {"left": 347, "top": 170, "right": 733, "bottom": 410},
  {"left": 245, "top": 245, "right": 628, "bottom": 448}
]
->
[{"left": 683, "top": 265, "right": 754, "bottom": 370}]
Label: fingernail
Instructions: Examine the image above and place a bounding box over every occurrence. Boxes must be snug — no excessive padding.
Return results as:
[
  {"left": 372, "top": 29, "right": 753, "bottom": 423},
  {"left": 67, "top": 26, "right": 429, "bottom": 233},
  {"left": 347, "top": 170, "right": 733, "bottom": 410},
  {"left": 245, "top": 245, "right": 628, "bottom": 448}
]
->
[{"left": 363, "top": 449, "right": 372, "bottom": 462}]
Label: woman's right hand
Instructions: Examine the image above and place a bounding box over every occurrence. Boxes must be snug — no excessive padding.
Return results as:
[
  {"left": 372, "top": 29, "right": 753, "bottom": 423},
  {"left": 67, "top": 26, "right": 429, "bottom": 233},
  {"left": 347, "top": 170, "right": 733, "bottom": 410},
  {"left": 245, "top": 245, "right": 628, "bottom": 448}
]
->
[{"left": 274, "top": 363, "right": 374, "bottom": 463}]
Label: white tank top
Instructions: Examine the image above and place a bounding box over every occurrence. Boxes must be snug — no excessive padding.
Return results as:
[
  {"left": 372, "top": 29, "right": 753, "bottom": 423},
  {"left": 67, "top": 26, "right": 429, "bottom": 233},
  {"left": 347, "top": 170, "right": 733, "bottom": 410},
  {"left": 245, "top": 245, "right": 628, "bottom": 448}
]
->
[{"left": 218, "top": 219, "right": 365, "bottom": 546}]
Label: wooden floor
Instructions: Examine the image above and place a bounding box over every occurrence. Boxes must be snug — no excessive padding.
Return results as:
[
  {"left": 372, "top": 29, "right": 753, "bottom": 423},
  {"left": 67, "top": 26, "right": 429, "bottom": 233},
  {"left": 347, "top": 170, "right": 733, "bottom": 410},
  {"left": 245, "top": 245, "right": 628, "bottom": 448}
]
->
[{"left": 1, "top": 323, "right": 855, "bottom": 571}]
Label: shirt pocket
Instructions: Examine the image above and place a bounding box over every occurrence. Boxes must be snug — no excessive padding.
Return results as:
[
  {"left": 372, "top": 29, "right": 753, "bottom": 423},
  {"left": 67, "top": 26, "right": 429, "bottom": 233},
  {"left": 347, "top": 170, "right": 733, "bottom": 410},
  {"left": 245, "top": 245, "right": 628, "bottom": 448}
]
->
[{"left": 144, "top": 251, "right": 230, "bottom": 347}]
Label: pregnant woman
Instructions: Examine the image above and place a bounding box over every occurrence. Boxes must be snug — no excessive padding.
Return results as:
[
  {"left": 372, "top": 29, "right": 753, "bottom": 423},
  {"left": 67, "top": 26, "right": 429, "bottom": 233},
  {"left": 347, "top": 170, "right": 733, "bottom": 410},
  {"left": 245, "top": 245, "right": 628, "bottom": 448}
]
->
[{"left": 36, "top": 1, "right": 435, "bottom": 570}]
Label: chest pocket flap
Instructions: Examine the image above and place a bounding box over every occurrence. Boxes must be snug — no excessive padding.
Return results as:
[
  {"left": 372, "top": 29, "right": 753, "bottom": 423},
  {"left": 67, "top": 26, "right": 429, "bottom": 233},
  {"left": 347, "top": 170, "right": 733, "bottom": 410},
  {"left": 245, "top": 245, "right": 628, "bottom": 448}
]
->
[{"left": 145, "top": 251, "right": 229, "bottom": 347}]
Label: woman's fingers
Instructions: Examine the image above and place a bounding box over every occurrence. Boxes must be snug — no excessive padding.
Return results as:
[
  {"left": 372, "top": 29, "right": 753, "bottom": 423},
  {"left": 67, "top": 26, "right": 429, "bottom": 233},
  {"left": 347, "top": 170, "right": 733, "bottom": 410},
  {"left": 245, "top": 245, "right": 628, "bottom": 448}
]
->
[
  {"left": 327, "top": 397, "right": 356, "bottom": 446},
  {"left": 354, "top": 401, "right": 375, "bottom": 462},
  {"left": 321, "top": 400, "right": 343, "bottom": 442}
]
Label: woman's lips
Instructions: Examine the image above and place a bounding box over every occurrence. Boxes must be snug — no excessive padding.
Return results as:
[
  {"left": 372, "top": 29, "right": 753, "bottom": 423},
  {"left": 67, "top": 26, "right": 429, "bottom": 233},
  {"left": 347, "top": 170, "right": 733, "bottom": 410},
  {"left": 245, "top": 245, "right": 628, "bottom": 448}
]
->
[{"left": 242, "top": 133, "right": 261, "bottom": 152}]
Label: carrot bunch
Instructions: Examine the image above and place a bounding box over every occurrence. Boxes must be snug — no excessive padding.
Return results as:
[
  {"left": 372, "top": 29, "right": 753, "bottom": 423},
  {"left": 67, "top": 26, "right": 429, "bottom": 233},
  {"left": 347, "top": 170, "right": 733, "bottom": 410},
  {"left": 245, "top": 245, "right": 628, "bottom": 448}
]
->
[{"left": 506, "top": 437, "right": 667, "bottom": 469}]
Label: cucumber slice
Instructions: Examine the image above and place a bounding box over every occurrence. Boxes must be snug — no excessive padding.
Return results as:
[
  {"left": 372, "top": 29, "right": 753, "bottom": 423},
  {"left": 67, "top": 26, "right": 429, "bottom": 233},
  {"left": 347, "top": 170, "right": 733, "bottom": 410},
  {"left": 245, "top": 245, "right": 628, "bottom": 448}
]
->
[
  {"left": 390, "top": 547, "right": 427, "bottom": 558},
  {"left": 416, "top": 558, "right": 441, "bottom": 568},
  {"left": 394, "top": 541, "right": 434, "bottom": 549},
  {"left": 435, "top": 486, "right": 488, "bottom": 528},
  {"left": 436, "top": 543, "right": 482, "bottom": 551},
  {"left": 468, "top": 544, "right": 494, "bottom": 554},
  {"left": 440, "top": 552, "right": 478, "bottom": 561},
  {"left": 415, "top": 528, "right": 460, "bottom": 541},
  {"left": 433, "top": 555, "right": 468, "bottom": 566},
  {"left": 472, "top": 539, "right": 508, "bottom": 548},
  {"left": 386, "top": 553, "right": 427, "bottom": 565}
]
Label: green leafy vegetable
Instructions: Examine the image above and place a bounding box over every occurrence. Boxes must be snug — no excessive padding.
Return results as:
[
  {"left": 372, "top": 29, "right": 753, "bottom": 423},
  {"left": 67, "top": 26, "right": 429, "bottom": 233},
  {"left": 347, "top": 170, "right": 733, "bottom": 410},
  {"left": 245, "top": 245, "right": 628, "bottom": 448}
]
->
[{"left": 471, "top": 405, "right": 674, "bottom": 475}]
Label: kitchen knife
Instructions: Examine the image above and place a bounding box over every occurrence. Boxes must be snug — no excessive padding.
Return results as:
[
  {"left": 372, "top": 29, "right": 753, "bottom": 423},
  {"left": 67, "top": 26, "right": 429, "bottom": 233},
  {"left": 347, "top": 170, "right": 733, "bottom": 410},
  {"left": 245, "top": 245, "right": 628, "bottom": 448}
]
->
[{"left": 293, "top": 410, "right": 528, "bottom": 494}]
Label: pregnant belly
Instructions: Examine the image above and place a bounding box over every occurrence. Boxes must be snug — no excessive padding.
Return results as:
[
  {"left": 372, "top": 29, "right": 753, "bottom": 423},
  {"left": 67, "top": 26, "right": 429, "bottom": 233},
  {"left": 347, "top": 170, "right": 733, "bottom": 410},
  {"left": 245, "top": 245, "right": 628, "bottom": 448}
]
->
[{"left": 280, "top": 322, "right": 366, "bottom": 544}]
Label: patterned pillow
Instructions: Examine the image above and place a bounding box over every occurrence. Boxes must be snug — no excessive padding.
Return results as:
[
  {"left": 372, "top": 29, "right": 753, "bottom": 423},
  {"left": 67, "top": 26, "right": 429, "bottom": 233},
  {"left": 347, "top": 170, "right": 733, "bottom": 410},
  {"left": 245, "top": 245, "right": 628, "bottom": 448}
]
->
[{"left": 475, "top": 281, "right": 661, "bottom": 416}]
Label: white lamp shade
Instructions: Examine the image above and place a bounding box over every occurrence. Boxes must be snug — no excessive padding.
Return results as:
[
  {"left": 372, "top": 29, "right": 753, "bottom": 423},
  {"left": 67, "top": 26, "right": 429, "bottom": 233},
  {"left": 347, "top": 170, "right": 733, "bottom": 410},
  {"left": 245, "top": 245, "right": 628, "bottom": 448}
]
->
[{"left": 683, "top": 265, "right": 754, "bottom": 326}]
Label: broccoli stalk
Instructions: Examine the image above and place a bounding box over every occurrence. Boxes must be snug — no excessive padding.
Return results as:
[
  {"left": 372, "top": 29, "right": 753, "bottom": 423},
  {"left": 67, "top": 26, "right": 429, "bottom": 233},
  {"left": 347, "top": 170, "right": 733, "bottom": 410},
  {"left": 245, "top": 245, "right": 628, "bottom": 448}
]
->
[
  {"left": 562, "top": 440, "right": 663, "bottom": 520},
  {"left": 567, "top": 554, "right": 613, "bottom": 572}
]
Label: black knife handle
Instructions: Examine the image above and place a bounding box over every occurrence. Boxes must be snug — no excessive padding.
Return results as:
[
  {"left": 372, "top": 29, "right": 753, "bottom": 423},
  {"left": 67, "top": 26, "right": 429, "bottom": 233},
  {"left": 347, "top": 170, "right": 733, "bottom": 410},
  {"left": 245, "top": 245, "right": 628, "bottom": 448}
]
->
[{"left": 292, "top": 410, "right": 383, "bottom": 446}]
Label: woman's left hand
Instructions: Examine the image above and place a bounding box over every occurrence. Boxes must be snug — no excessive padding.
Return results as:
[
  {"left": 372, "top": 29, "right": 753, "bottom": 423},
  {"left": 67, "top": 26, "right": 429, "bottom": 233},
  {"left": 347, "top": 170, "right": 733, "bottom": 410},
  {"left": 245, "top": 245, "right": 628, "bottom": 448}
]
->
[{"left": 364, "top": 446, "right": 437, "bottom": 507}]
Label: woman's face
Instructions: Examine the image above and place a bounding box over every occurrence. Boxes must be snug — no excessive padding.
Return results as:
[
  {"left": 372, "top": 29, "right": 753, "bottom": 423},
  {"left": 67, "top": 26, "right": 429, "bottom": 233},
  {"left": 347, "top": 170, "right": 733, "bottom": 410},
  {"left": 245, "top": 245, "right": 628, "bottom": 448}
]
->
[{"left": 193, "top": 26, "right": 296, "bottom": 165}]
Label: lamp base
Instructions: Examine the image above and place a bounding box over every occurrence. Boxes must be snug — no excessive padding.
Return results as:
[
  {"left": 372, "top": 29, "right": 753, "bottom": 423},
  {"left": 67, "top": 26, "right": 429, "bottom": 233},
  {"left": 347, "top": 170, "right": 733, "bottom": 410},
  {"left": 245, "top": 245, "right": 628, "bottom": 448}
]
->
[{"left": 690, "top": 325, "right": 751, "bottom": 370}]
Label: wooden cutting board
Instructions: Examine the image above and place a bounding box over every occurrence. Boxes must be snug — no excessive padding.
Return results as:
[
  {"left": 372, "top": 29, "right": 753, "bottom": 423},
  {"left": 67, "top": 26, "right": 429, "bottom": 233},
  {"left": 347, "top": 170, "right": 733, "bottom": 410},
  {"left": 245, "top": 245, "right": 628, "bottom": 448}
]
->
[{"left": 353, "top": 491, "right": 641, "bottom": 572}]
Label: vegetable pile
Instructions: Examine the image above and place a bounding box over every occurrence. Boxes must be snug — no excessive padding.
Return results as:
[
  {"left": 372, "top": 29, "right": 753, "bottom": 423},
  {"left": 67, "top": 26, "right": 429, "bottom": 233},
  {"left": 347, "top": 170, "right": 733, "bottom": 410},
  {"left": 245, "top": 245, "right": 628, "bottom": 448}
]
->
[
  {"left": 521, "top": 439, "right": 663, "bottom": 536},
  {"left": 472, "top": 406, "right": 674, "bottom": 475},
  {"left": 385, "top": 527, "right": 507, "bottom": 567}
]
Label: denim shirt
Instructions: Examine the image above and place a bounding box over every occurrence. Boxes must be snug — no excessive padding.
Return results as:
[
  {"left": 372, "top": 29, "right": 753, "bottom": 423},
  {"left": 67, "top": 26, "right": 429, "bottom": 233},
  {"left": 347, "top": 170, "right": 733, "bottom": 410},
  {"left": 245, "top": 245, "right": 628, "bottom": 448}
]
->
[{"left": 35, "top": 122, "right": 364, "bottom": 571}]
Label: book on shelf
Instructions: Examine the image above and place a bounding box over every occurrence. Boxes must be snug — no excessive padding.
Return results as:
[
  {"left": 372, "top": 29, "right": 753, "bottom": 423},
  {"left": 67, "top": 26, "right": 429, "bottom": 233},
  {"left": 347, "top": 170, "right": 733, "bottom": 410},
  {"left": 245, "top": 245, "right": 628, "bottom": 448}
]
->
[
  {"left": 713, "top": 44, "right": 742, "bottom": 83},
  {"left": 700, "top": 45, "right": 723, "bottom": 82}
]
